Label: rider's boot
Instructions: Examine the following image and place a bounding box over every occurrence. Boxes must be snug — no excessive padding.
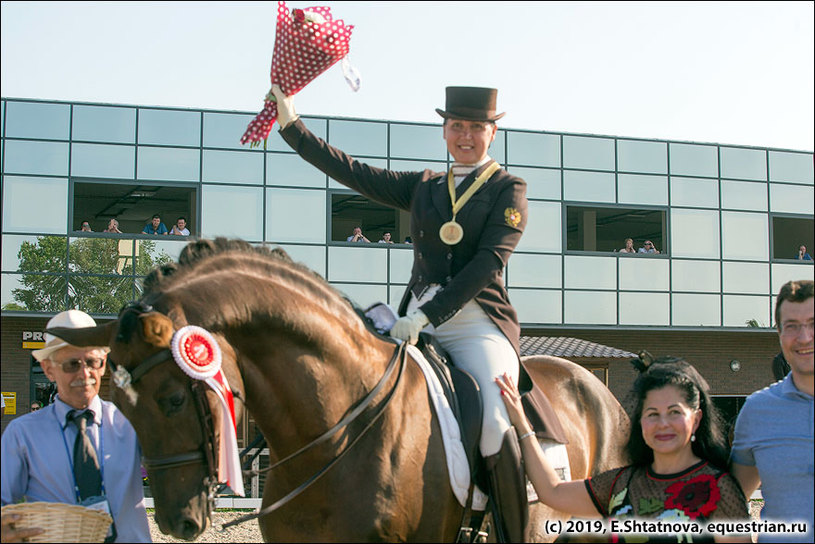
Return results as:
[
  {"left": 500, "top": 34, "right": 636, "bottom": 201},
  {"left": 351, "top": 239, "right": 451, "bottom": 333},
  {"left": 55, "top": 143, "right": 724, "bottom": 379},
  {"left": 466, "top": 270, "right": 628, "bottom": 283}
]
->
[{"left": 484, "top": 428, "right": 528, "bottom": 543}]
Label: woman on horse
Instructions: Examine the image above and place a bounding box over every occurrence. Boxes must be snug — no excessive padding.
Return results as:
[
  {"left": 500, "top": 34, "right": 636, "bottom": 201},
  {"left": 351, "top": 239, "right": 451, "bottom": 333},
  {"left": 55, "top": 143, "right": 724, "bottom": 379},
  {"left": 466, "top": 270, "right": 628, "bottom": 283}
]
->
[
  {"left": 497, "top": 355, "right": 751, "bottom": 543},
  {"left": 272, "top": 84, "right": 529, "bottom": 542}
]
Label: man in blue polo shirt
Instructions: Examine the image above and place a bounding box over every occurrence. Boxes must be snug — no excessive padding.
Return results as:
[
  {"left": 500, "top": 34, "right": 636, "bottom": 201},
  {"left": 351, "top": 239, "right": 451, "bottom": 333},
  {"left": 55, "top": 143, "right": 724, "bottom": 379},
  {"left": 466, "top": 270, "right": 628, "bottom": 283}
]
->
[
  {"left": 141, "top": 214, "right": 168, "bottom": 235},
  {"left": 731, "top": 279, "right": 814, "bottom": 543}
]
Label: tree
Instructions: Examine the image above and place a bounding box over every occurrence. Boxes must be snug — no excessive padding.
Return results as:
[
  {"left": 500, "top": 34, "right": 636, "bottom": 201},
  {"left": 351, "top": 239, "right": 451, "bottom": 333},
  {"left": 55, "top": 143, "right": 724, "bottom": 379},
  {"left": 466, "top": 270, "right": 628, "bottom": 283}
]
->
[{"left": 11, "top": 236, "right": 174, "bottom": 314}]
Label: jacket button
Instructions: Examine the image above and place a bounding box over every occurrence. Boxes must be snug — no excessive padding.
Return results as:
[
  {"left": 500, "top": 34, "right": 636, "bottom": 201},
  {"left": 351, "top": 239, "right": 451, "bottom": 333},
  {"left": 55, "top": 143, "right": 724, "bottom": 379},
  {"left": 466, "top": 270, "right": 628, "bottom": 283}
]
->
[
  {"left": 418, "top": 252, "right": 423, "bottom": 259},
  {"left": 445, "top": 276, "right": 452, "bottom": 282},
  {"left": 446, "top": 253, "right": 452, "bottom": 260},
  {"left": 419, "top": 230, "right": 425, "bottom": 238},
  {"left": 418, "top": 275, "right": 424, "bottom": 282}
]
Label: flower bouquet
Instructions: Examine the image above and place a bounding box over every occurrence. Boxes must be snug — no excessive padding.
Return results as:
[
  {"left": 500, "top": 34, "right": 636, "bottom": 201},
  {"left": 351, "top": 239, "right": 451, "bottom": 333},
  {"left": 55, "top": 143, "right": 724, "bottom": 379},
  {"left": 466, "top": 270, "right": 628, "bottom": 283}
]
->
[{"left": 240, "top": 1, "right": 356, "bottom": 147}]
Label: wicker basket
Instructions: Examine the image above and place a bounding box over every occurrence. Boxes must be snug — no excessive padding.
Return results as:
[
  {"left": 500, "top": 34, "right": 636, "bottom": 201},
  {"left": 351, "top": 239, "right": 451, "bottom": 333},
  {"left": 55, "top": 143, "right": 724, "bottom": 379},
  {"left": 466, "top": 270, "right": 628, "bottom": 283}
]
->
[{"left": 1, "top": 501, "right": 112, "bottom": 543}]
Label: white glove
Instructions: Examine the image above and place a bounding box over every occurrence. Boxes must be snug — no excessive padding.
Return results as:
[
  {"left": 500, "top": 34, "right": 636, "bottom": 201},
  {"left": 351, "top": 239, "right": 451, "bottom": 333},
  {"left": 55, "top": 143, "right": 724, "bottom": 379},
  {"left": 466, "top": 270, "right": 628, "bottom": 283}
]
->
[
  {"left": 390, "top": 310, "right": 430, "bottom": 345},
  {"left": 270, "top": 84, "right": 299, "bottom": 129}
]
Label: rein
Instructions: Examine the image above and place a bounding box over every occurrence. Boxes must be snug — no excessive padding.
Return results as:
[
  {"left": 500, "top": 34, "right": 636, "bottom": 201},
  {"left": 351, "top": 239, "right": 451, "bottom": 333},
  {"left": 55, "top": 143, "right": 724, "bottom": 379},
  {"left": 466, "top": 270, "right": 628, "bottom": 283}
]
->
[{"left": 219, "top": 340, "right": 408, "bottom": 531}]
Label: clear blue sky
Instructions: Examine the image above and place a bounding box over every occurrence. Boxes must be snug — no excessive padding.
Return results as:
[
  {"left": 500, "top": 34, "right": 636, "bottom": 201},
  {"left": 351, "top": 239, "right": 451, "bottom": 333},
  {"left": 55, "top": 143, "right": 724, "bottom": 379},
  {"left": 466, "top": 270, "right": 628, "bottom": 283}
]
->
[{"left": 2, "top": 1, "right": 813, "bottom": 151}]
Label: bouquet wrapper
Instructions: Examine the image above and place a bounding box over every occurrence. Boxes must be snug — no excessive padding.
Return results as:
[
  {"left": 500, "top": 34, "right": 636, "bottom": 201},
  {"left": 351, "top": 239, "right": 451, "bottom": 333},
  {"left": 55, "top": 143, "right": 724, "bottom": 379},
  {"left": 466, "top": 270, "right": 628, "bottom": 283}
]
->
[{"left": 241, "top": 1, "right": 354, "bottom": 146}]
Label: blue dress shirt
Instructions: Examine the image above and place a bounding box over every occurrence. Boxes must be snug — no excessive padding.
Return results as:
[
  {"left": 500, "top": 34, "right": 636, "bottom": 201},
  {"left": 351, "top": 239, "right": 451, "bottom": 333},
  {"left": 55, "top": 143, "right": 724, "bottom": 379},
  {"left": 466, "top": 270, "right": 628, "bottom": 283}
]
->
[{"left": 1, "top": 395, "right": 151, "bottom": 542}]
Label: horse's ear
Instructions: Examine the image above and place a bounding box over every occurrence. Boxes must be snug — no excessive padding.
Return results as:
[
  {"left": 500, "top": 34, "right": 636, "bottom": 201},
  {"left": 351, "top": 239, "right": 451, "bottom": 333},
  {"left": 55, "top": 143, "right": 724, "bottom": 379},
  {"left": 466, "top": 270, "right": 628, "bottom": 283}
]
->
[
  {"left": 46, "top": 321, "right": 116, "bottom": 348},
  {"left": 140, "top": 312, "right": 174, "bottom": 348}
]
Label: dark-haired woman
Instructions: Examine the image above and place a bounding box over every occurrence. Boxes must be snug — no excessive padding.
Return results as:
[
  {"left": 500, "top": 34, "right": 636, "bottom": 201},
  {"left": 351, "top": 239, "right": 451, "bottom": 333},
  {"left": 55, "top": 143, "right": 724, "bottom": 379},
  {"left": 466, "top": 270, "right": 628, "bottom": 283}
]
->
[{"left": 496, "top": 356, "right": 750, "bottom": 543}]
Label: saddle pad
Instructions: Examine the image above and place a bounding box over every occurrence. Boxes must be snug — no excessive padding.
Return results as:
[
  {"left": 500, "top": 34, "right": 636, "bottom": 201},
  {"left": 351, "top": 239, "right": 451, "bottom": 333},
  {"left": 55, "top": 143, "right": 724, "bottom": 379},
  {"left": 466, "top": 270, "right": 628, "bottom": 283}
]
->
[
  {"left": 405, "top": 344, "right": 471, "bottom": 507},
  {"left": 525, "top": 441, "right": 572, "bottom": 504}
]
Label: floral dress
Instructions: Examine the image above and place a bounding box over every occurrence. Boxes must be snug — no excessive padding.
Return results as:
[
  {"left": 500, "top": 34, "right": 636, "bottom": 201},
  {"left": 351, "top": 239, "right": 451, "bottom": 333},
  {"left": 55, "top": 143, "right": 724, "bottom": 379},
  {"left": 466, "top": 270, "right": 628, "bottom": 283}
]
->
[{"left": 585, "top": 460, "right": 748, "bottom": 542}]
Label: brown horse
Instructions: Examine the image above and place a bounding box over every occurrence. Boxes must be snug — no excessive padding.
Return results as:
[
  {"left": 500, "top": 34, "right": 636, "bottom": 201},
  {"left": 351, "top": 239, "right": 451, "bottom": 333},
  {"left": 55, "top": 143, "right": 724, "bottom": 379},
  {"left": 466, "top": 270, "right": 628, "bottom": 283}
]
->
[{"left": 50, "top": 238, "right": 629, "bottom": 542}]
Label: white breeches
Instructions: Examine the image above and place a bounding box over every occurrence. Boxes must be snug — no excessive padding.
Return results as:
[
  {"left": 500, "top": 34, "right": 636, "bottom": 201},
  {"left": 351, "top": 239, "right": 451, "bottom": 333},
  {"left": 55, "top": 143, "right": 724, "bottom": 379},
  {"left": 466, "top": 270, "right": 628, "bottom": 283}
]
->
[{"left": 407, "top": 288, "right": 519, "bottom": 457}]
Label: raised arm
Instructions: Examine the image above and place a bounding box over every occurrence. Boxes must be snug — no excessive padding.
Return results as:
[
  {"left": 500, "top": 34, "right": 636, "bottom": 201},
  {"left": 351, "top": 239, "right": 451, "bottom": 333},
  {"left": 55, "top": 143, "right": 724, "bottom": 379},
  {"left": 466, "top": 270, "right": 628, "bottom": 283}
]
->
[{"left": 495, "top": 373, "right": 600, "bottom": 518}]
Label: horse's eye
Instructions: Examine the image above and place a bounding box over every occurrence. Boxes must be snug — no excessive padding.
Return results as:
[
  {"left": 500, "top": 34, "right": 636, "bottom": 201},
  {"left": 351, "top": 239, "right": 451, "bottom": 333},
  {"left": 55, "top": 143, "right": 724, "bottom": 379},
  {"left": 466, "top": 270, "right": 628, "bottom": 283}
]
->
[{"left": 160, "top": 390, "right": 187, "bottom": 415}]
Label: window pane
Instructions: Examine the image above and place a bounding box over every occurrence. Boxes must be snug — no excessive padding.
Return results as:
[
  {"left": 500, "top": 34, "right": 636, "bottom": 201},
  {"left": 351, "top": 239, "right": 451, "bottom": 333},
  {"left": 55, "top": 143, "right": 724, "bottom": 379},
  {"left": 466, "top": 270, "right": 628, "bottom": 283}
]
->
[
  {"left": 2, "top": 235, "right": 66, "bottom": 273},
  {"left": 267, "top": 153, "right": 326, "bottom": 187},
  {"left": 516, "top": 201, "right": 561, "bottom": 252},
  {"left": 71, "top": 143, "right": 135, "bottom": 178},
  {"left": 771, "top": 216, "right": 813, "bottom": 260},
  {"left": 507, "top": 254, "right": 561, "bottom": 288},
  {"left": 721, "top": 180, "right": 767, "bottom": 211},
  {"left": 490, "top": 130, "right": 506, "bottom": 165},
  {"left": 388, "top": 159, "right": 445, "bottom": 172},
  {"left": 672, "top": 294, "right": 721, "bottom": 326},
  {"left": 771, "top": 263, "right": 815, "bottom": 296},
  {"left": 564, "top": 256, "right": 616, "bottom": 289},
  {"left": 3, "top": 272, "right": 67, "bottom": 312},
  {"left": 563, "top": 170, "right": 615, "bottom": 203},
  {"left": 720, "top": 147, "right": 767, "bottom": 181},
  {"left": 328, "top": 158, "right": 389, "bottom": 189},
  {"left": 672, "top": 260, "right": 720, "bottom": 293},
  {"left": 509, "top": 288, "right": 562, "bottom": 324},
  {"left": 670, "top": 177, "right": 719, "bottom": 208},
  {"left": 202, "top": 150, "right": 263, "bottom": 184},
  {"left": 331, "top": 283, "right": 388, "bottom": 309},
  {"left": 507, "top": 131, "right": 560, "bottom": 167},
  {"left": 137, "top": 147, "right": 200, "bottom": 181},
  {"left": 670, "top": 209, "right": 719, "bottom": 258},
  {"left": 769, "top": 151, "right": 813, "bottom": 184},
  {"left": 277, "top": 244, "right": 327, "bottom": 277},
  {"left": 721, "top": 212, "right": 768, "bottom": 261},
  {"left": 2, "top": 176, "right": 68, "bottom": 234},
  {"left": 565, "top": 291, "right": 616, "bottom": 324},
  {"left": 72, "top": 105, "right": 136, "bottom": 143},
  {"left": 203, "top": 112, "right": 259, "bottom": 150},
  {"left": 508, "top": 167, "right": 560, "bottom": 200},
  {"left": 69, "top": 275, "right": 135, "bottom": 314},
  {"left": 389, "top": 248, "right": 414, "bottom": 284},
  {"left": 328, "top": 120, "right": 387, "bottom": 157},
  {"left": 201, "top": 185, "right": 263, "bottom": 240},
  {"left": 389, "top": 123, "right": 445, "bottom": 160},
  {"left": 723, "top": 295, "right": 770, "bottom": 328},
  {"left": 563, "top": 135, "right": 614, "bottom": 171},
  {"left": 770, "top": 184, "right": 814, "bottom": 214},
  {"left": 722, "top": 262, "right": 770, "bottom": 295},
  {"left": 617, "top": 174, "right": 668, "bottom": 206},
  {"left": 619, "top": 258, "right": 669, "bottom": 291},
  {"left": 3, "top": 140, "right": 69, "bottom": 176},
  {"left": 617, "top": 139, "right": 667, "bottom": 174},
  {"left": 619, "top": 292, "right": 670, "bottom": 325},
  {"left": 266, "top": 188, "right": 325, "bottom": 243},
  {"left": 566, "top": 206, "right": 665, "bottom": 253},
  {"left": 327, "top": 246, "right": 387, "bottom": 282},
  {"left": 5, "top": 101, "right": 70, "bottom": 140},
  {"left": 669, "top": 143, "right": 718, "bottom": 178},
  {"left": 138, "top": 109, "right": 201, "bottom": 146}
]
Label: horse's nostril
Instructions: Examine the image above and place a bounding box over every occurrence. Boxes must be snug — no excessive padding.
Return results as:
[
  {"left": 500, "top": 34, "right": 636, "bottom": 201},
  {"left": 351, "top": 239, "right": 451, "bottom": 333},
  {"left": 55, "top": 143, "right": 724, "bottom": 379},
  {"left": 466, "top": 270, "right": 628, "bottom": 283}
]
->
[{"left": 178, "top": 518, "right": 201, "bottom": 540}]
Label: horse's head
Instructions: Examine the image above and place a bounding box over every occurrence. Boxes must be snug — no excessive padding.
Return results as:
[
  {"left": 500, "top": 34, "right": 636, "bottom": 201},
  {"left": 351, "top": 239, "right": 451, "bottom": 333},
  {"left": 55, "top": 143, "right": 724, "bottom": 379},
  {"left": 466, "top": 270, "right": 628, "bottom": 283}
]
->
[{"left": 47, "top": 304, "right": 238, "bottom": 541}]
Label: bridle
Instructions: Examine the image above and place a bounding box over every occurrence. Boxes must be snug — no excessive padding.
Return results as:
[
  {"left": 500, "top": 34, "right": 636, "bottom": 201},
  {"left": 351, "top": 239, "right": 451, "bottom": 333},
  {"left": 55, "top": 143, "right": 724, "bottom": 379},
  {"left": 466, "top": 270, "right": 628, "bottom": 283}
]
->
[
  {"left": 108, "top": 303, "right": 220, "bottom": 509},
  {"left": 110, "top": 302, "right": 409, "bottom": 530}
]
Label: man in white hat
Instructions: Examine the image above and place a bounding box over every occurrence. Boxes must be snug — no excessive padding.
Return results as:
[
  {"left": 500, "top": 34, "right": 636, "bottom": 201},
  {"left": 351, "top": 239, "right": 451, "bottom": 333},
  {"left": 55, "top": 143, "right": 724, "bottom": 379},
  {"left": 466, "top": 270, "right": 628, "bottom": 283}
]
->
[{"left": 1, "top": 310, "right": 151, "bottom": 543}]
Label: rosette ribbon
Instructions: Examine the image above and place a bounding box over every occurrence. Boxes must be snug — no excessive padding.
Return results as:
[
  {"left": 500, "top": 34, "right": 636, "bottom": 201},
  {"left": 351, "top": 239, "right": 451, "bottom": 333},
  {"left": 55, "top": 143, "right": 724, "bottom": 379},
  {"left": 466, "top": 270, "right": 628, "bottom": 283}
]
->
[
  {"left": 240, "top": 1, "right": 356, "bottom": 147},
  {"left": 171, "top": 325, "right": 245, "bottom": 497}
]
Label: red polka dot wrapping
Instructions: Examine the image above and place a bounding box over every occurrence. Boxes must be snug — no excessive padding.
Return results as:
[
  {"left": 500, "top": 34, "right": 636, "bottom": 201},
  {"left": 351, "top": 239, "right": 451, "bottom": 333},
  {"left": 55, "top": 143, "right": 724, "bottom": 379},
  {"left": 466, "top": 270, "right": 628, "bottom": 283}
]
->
[{"left": 240, "top": 1, "right": 354, "bottom": 147}]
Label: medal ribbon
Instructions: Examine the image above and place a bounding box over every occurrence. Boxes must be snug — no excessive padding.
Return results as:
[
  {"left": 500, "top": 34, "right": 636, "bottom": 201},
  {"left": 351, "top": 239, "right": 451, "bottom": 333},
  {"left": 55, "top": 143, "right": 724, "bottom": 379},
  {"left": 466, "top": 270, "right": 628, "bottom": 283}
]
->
[{"left": 447, "top": 161, "right": 501, "bottom": 220}]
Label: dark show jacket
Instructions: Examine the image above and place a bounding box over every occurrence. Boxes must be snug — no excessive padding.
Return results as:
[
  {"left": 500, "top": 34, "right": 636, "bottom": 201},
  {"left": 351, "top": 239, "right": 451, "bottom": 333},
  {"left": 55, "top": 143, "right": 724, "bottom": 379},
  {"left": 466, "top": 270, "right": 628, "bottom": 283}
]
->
[{"left": 280, "top": 119, "right": 528, "bottom": 356}]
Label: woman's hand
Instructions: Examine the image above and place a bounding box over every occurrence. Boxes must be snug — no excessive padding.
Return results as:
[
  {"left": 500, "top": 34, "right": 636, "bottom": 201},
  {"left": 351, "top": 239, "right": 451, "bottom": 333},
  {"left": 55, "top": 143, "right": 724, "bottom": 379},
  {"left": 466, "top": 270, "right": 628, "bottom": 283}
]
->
[
  {"left": 270, "top": 84, "right": 298, "bottom": 129},
  {"left": 496, "top": 372, "right": 531, "bottom": 433}
]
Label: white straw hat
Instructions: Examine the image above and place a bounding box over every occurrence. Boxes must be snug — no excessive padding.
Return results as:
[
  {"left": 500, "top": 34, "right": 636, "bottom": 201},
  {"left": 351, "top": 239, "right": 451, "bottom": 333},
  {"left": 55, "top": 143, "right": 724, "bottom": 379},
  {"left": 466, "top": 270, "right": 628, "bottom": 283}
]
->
[{"left": 32, "top": 310, "right": 99, "bottom": 362}]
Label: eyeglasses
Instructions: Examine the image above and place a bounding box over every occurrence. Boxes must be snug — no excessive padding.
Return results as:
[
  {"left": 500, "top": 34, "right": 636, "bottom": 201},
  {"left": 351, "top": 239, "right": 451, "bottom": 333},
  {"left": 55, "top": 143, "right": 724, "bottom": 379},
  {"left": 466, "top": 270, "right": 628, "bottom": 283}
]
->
[
  {"left": 780, "top": 321, "right": 814, "bottom": 337},
  {"left": 52, "top": 357, "right": 105, "bottom": 373},
  {"left": 447, "top": 121, "right": 493, "bottom": 134},
  {"left": 30, "top": 405, "right": 41, "bottom": 411},
  {"left": 645, "top": 242, "right": 653, "bottom": 246}
]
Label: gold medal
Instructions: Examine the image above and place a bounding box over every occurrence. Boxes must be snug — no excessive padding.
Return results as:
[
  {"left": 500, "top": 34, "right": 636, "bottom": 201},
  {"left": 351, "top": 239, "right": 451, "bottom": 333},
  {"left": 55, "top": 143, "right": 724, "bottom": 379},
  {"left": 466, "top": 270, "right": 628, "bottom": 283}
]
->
[{"left": 439, "top": 221, "right": 464, "bottom": 245}]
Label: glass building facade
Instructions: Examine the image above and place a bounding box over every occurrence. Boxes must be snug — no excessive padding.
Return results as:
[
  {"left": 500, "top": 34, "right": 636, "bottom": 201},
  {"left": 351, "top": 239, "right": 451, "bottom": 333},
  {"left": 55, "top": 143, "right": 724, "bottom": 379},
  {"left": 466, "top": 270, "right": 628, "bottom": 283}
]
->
[{"left": 1, "top": 97, "right": 813, "bottom": 329}]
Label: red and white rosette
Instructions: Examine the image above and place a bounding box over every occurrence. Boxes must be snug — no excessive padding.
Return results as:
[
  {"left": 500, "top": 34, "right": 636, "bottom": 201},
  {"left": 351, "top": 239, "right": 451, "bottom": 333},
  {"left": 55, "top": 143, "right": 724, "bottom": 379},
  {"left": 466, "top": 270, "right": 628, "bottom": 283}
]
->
[{"left": 171, "top": 326, "right": 245, "bottom": 496}]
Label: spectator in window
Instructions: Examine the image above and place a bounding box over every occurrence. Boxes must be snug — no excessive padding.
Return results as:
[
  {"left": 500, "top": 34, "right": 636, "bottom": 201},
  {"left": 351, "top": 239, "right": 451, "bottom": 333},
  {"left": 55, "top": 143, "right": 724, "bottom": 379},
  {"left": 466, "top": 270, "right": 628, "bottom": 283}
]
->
[
  {"left": 618, "top": 237, "right": 636, "bottom": 253},
  {"left": 378, "top": 232, "right": 394, "bottom": 244},
  {"left": 79, "top": 220, "right": 92, "bottom": 232},
  {"left": 170, "top": 216, "right": 190, "bottom": 236},
  {"left": 103, "top": 218, "right": 122, "bottom": 233},
  {"left": 141, "top": 214, "right": 168, "bottom": 235},
  {"left": 638, "top": 240, "right": 660, "bottom": 254},
  {"left": 346, "top": 226, "right": 370, "bottom": 243},
  {"left": 796, "top": 245, "right": 812, "bottom": 260}
]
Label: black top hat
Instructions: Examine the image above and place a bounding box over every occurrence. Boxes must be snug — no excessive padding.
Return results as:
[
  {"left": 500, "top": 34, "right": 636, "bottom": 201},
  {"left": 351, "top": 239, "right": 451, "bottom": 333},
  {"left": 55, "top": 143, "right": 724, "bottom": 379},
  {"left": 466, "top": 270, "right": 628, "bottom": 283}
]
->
[{"left": 435, "top": 86, "right": 505, "bottom": 122}]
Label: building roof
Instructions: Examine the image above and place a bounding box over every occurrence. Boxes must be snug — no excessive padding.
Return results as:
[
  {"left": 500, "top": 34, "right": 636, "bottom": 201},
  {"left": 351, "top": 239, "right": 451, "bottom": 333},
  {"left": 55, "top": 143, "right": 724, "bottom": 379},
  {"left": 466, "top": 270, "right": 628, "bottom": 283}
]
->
[{"left": 520, "top": 336, "right": 636, "bottom": 359}]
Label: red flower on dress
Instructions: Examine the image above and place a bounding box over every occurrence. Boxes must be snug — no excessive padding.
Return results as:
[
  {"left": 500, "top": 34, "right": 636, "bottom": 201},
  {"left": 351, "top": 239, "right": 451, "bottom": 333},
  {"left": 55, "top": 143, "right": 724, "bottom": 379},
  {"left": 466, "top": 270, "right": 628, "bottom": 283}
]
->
[{"left": 664, "top": 474, "right": 721, "bottom": 519}]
